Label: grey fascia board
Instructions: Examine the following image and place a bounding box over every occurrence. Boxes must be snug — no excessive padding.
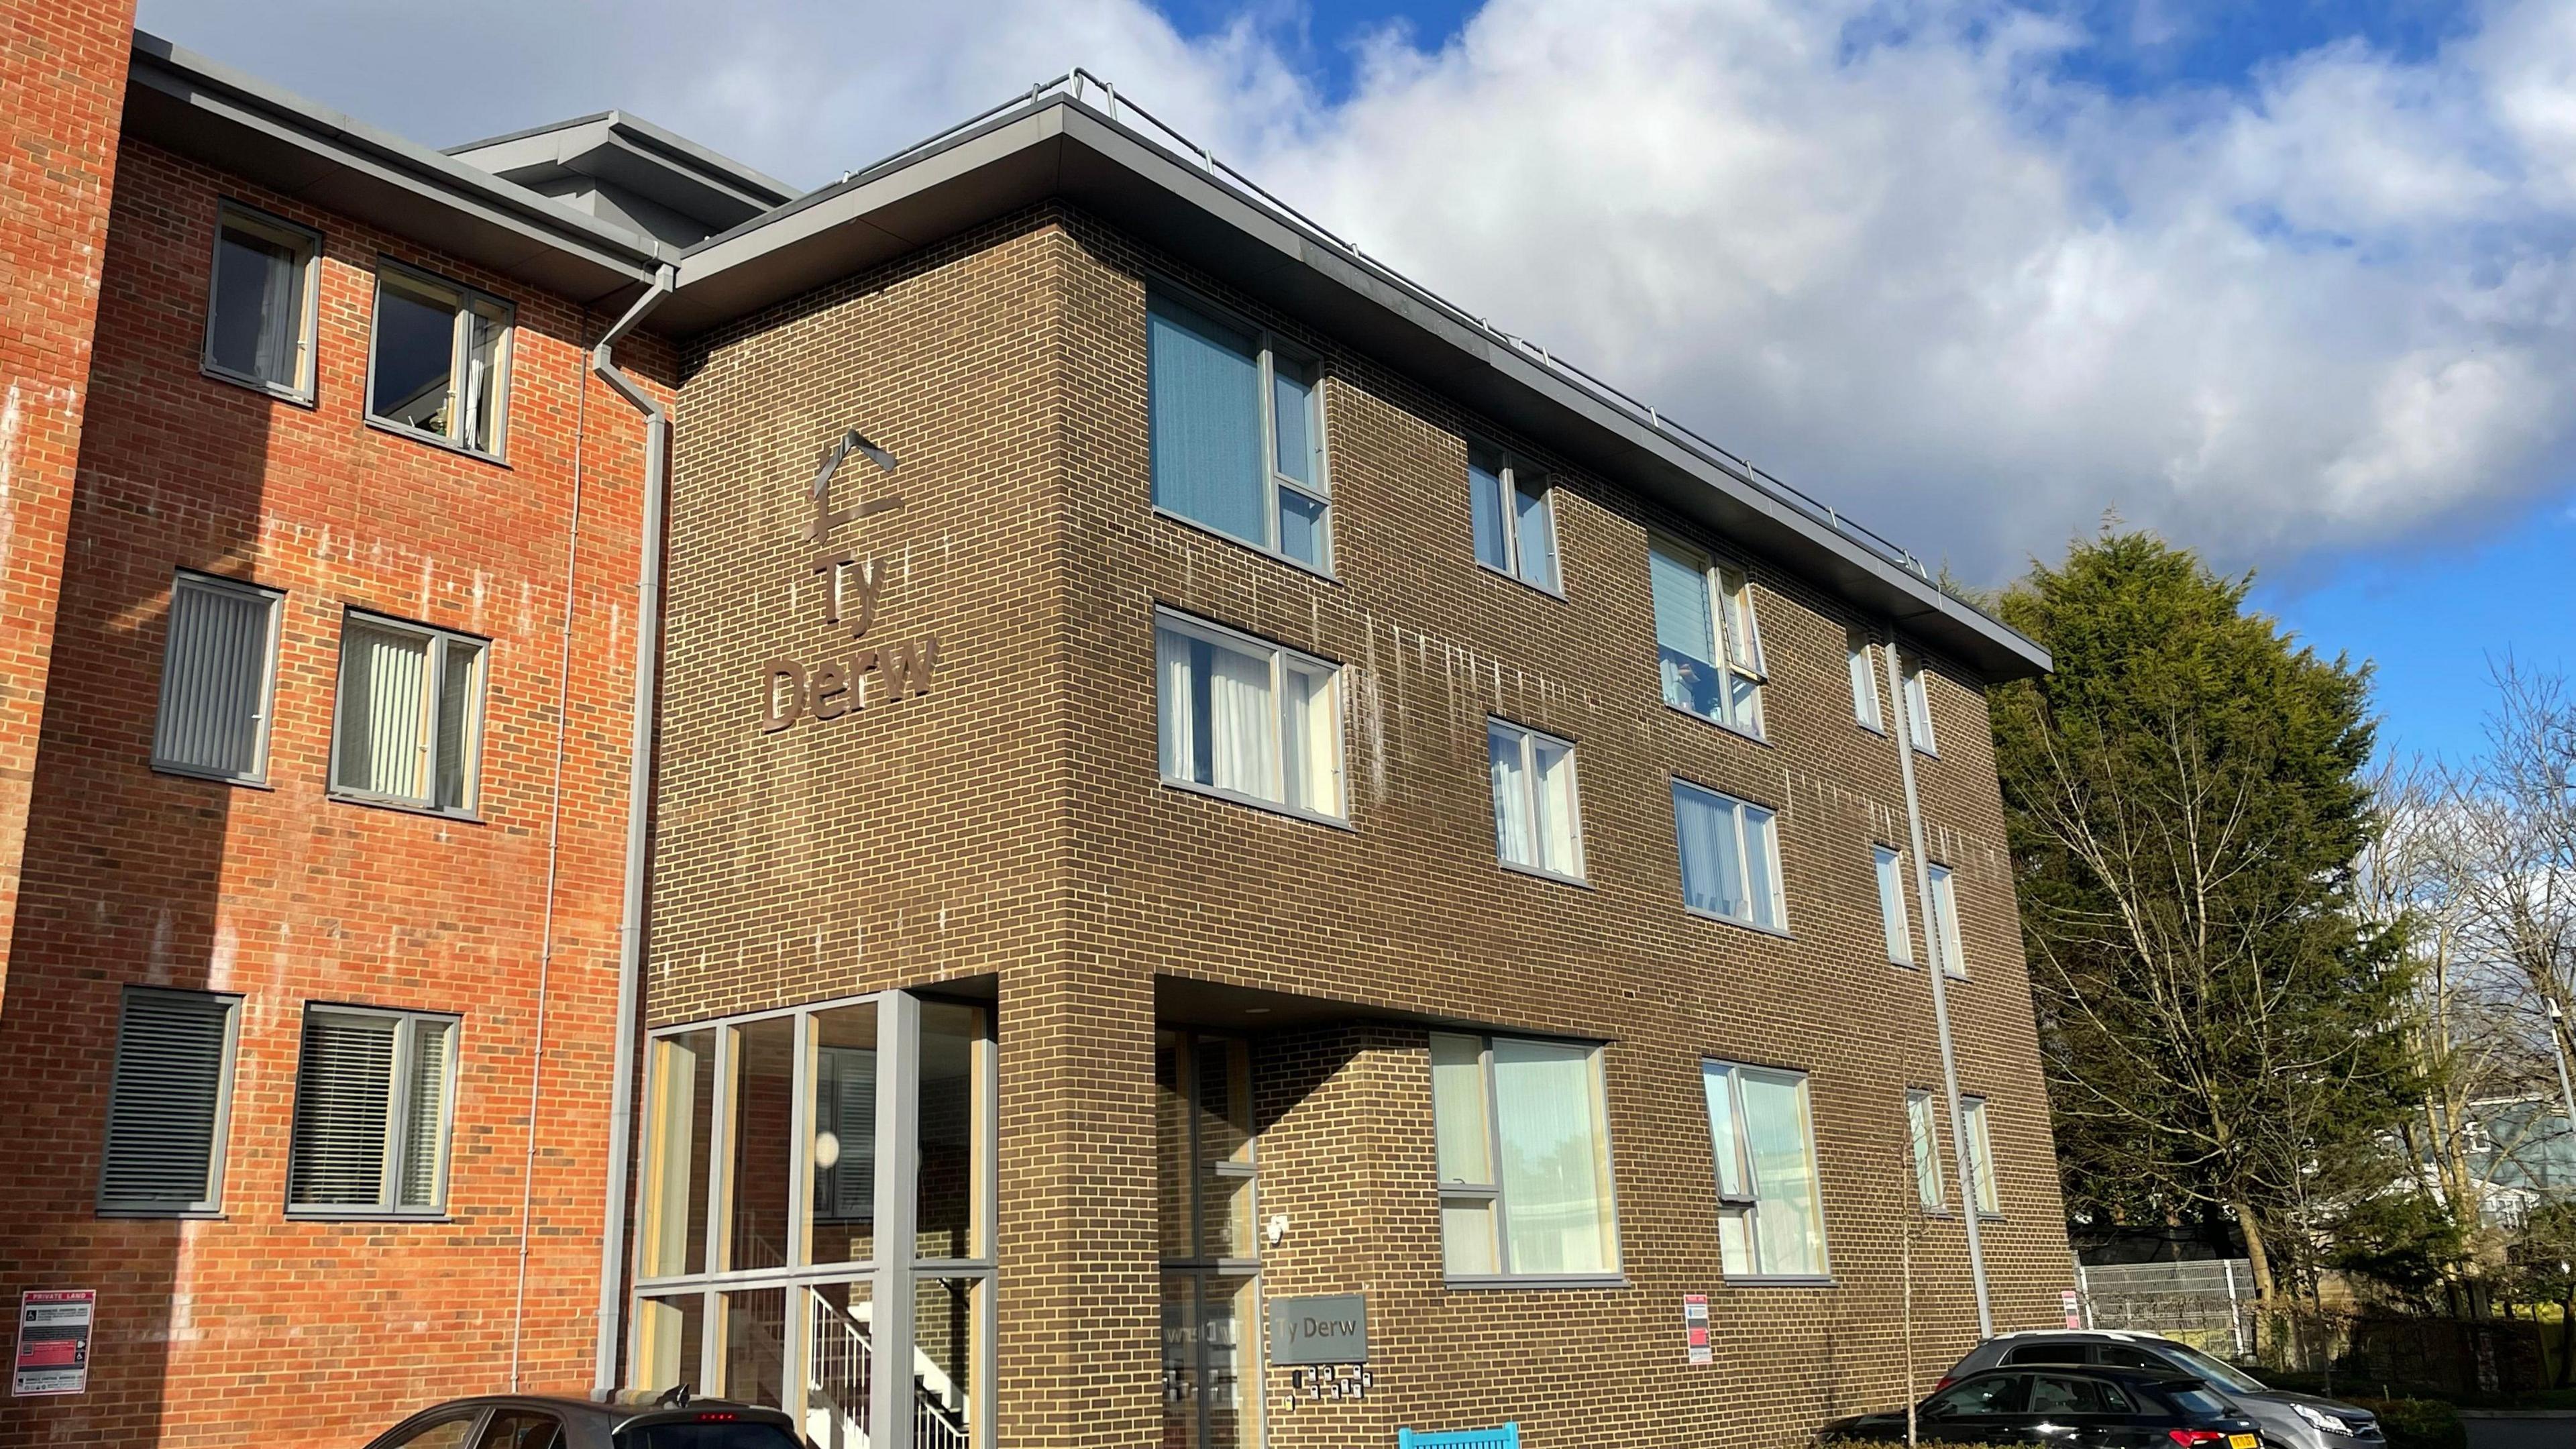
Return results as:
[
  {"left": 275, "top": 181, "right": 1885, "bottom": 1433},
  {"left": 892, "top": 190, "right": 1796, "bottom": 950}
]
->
[
  {"left": 449, "top": 112, "right": 798, "bottom": 211},
  {"left": 131, "top": 32, "right": 669, "bottom": 278},
  {"left": 602, "top": 111, "right": 800, "bottom": 205},
  {"left": 444, "top": 111, "right": 618, "bottom": 156}
]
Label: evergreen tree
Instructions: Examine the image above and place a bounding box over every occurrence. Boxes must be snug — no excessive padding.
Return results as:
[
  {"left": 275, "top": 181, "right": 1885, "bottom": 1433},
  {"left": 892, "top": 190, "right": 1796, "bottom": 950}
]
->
[{"left": 1991, "top": 529, "right": 2415, "bottom": 1299}]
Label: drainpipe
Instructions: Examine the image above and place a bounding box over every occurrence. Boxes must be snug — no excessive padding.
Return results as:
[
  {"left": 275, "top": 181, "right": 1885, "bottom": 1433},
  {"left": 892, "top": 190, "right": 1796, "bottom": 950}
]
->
[
  {"left": 1883, "top": 633, "right": 1994, "bottom": 1338},
  {"left": 590, "top": 264, "right": 678, "bottom": 1399}
]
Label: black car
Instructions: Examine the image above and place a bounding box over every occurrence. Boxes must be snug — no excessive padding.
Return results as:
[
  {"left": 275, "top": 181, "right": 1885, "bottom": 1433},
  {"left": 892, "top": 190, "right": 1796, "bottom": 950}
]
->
[
  {"left": 359, "top": 1394, "right": 804, "bottom": 1449},
  {"left": 1821, "top": 1365, "right": 2266, "bottom": 1448}
]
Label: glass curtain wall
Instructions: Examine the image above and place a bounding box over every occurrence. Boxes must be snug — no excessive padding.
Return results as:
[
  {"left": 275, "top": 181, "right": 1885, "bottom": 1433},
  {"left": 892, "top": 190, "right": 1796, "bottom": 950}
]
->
[
  {"left": 633, "top": 993, "right": 994, "bottom": 1449},
  {"left": 1159, "top": 1030, "right": 1262, "bottom": 1449}
]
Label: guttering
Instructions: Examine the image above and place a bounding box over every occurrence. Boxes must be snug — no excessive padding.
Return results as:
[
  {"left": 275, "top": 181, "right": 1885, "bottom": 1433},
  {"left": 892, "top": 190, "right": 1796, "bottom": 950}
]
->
[{"left": 589, "top": 262, "right": 677, "bottom": 1399}]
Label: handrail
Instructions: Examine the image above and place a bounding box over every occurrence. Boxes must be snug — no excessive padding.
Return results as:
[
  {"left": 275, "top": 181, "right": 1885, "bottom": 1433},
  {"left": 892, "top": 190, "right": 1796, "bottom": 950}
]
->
[{"left": 811, "top": 66, "right": 2014, "bottom": 625}]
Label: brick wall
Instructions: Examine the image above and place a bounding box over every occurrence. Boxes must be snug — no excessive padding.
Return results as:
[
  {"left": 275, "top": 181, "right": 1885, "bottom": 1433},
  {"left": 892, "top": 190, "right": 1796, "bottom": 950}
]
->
[
  {"left": 652, "top": 205, "right": 2072, "bottom": 1446},
  {"left": 0, "top": 141, "right": 669, "bottom": 1447}
]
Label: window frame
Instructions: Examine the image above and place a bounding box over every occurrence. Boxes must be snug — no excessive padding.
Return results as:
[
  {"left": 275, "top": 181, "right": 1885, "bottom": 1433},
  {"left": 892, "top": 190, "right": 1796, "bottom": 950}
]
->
[
  {"left": 201, "top": 201, "right": 323, "bottom": 405},
  {"left": 284, "top": 1002, "right": 462, "bottom": 1220},
  {"left": 1927, "top": 861, "right": 1967, "bottom": 979},
  {"left": 1907, "top": 1089, "right": 1948, "bottom": 1214},
  {"left": 1670, "top": 777, "right": 1789, "bottom": 934},
  {"left": 1901, "top": 650, "right": 1939, "bottom": 755},
  {"left": 1152, "top": 606, "right": 1348, "bottom": 826},
  {"left": 1486, "top": 716, "right": 1587, "bottom": 884},
  {"left": 1961, "top": 1094, "right": 2002, "bottom": 1217},
  {"left": 1701, "top": 1059, "right": 1832, "bottom": 1283},
  {"left": 364, "top": 257, "right": 515, "bottom": 463},
  {"left": 96, "top": 985, "right": 245, "bottom": 1218},
  {"left": 1468, "top": 441, "right": 1562, "bottom": 596},
  {"left": 1873, "top": 844, "right": 1914, "bottom": 966},
  {"left": 1144, "top": 282, "right": 1333, "bottom": 578},
  {"left": 1430, "top": 1030, "right": 1625, "bottom": 1289},
  {"left": 1847, "top": 628, "right": 1885, "bottom": 733},
  {"left": 151, "top": 570, "right": 286, "bottom": 788},
  {"left": 327, "top": 608, "right": 491, "bottom": 820},
  {"left": 1648, "top": 534, "right": 1766, "bottom": 738}
]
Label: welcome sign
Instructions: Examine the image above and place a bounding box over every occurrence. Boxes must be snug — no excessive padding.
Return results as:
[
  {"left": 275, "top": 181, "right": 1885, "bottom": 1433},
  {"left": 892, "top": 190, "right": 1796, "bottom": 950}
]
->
[{"left": 759, "top": 429, "right": 941, "bottom": 732}]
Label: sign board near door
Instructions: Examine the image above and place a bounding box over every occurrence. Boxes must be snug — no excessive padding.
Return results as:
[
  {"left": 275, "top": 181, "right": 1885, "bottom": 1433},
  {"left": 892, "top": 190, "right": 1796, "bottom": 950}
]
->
[{"left": 1269, "top": 1293, "right": 1367, "bottom": 1366}]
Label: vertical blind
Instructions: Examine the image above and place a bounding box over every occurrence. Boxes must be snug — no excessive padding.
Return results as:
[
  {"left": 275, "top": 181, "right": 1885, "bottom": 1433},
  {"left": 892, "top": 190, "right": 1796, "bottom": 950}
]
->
[
  {"left": 1148, "top": 294, "right": 1267, "bottom": 545},
  {"left": 337, "top": 620, "right": 429, "bottom": 798},
  {"left": 1650, "top": 544, "right": 1719, "bottom": 716},
  {"left": 154, "top": 574, "right": 277, "bottom": 782},
  {"left": 1489, "top": 1038, "right": 1615, "bottom": 1275},
  {"left": 398, "top": 1019, "right": 453, "bottom": 1210},
  {"left": 1738, "top": 1071, "right": 1824, "bottom": 1276},
  {"left": 99, "top": 988, "right": 238, "bottom": 1212},
  {"left": 1674, "top": 784, "right": 1778, "bottom": 929}
]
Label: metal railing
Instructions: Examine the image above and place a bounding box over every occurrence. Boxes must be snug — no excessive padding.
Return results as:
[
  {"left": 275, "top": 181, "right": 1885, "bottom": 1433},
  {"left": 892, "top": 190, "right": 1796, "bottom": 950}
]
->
[{"left": 818, "top": 66, "right": 2012, "bottom": 618}]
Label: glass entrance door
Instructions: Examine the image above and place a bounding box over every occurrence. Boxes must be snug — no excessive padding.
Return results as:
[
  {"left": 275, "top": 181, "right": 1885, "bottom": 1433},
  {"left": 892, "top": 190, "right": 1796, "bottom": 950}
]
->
[{"left": 1157, "top": 1030, "right": 1261, "bottom": 1449}]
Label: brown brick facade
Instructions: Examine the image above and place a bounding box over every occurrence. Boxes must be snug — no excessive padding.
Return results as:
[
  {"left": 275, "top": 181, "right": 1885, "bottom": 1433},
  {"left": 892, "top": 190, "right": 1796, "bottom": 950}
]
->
[{"left": 650, "top": 207, "right": 2074, "bottom": 1448}]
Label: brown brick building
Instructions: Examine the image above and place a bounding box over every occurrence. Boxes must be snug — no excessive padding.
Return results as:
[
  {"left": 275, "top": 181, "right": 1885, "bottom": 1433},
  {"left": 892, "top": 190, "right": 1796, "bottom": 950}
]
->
[{"left": 2, "top": 16, "right": 2072, "bottom": 1449}]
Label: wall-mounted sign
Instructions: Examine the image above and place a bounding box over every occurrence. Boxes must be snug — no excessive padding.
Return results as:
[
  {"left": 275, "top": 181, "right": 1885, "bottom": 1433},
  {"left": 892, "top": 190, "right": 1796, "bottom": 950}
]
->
[
  {"left": 758, "top": 428, "right": 942, "bottom": 733},
  {"left": 2062, "top": 1289, "right": 2082, "bottom": 1330},
  {"left": 13, "top": 1289, "right": 94, "bottom": 1397},
  {"left": 1268, "top": 1293, "right": 1366, "bottom": 1366},
  {"left": 1682, "top": 1293, "right": 1711, "bottom": 1366}
]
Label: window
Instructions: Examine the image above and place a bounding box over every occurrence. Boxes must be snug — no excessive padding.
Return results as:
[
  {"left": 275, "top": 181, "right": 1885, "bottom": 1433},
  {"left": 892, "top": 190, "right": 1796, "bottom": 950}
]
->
[
  {"left": 203, "top": 203, "right": 319, "bottom": 399},
  {"left": 1159, "top": 1031, "right": 1261, "bottom": 1449},
  {"left": 1928, "top": 862, "right": 1967, "bottom": 977},
  {"left": 1847, "top": 629, "right": 1883, "bottom": 731},
  {"left": 1147, "top": 289, "right": 1329, "bottom": 570},
  {"left": 377, "top": 1414, "right": 480, "bottom": 1449},
  {"left": 286, "top": 1005, "right": 458, "bottom": 1215},
  {"left": 1155, "top": 610, "right": 1343, "bottom": 820},
  {"left": 2031, "top": 1376, "right": 2132, "bottom": 1415},
  {"left": 1901, "top": 651, "right": 1938, "bottom": 753},
  {"left": 1672, "top": 780, "right": 1784, "bottom": 931},
  {"left": 1927, "top": 1375, "right": 2025, "bottom": 1419},
  {"left": 330, "top": 611, "right": 488, "bottom": 816},
  {"left": 152, "top": 571, "right": 283, "bottom": 785},
  {"left": 1702, "top": 1061, "right": 1827, "bottom": 1279},
  {"left": 1488, "top": 719, "right": 1583, "bottom": 880},
  {"left": 1469, "top": 445, "right": 1558, "bottom": 591},
  {"left": 1874, "top": 845, "right": 1913, "bottom": 965},
  {"left": 98, "top": 987, "right": 242, "bottom": 1214},
  {"left": 1649, "top": 538, "right": 1764, "bottom": 734},
  {"left": 1962, "top": 1095, "right": 2001, "bottom": 1214},
  {"left": 1907, "top": 1089, "right": 1945, "bottom": 1212},
  {"left": 476, "top": 1412, "right": 567, "bottom": 1449},
  {"left": 1430, "top": 1032, "right": 1621, "bottom": 1283},
  {"left": 368, "top": 260, "right": 512, "bottom": 457}
]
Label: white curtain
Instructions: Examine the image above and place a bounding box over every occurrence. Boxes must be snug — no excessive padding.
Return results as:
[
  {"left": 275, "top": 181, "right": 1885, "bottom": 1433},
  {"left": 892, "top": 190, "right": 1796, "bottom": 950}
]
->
[
  {"left": 1531, "top": 738, "right": 1578, "bottom": 874},
  {"left": 1157, "top": 627, "right": 1193, "bottom": 783},
  {"left": 1740, "top": 1072, "right": 1822, "bottom": 1275},
  {"left": 1205, "top": 643, "right": 1274, "bottom": 798},
  {"left": 1489, "top": 727, "right": 1533, "bottom": 867},
  {"left": 1674, "top": 786, "right": 1747, "bottom": 920},
  {"left": 337, "top": 622, "right": 429, "bottom": 800},
  {"left": 1741, "top": 805, "right": 1780, "bottom": 929},
  {"left": 253, "top": 239, "right": 301, "bottom": 386},
  {"left": 1491, "top": 1039, "right": 1611, "bottom": 1275}
]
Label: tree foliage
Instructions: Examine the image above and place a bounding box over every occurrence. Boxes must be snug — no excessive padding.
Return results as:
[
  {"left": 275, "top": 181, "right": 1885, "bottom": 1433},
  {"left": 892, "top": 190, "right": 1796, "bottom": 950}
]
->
[{"left": 1991, "top": 529, "right": 2415, "bottom": 1299}]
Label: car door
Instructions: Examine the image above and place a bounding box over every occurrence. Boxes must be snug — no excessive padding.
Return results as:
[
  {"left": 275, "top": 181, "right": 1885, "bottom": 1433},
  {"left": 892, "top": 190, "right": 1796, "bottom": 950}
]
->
[
  {"left": 1920, "top": 1372, "right": 2031, "bottom": 1444},
  {"left": 2023, "top": 1373, "right": 2147, "bottom": 1449}
]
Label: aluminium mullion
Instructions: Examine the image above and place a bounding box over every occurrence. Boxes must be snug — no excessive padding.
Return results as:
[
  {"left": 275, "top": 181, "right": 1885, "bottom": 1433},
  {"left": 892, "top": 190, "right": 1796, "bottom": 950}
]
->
[
  {"left": 1479, "top": 1038, "right": 1515, "bottom": 1276},
  {"left": 1255, "top": 346, "right": 1283, "bottom": 553},
  {"left": 873, "top": 991, "right": 920, "bottom": 1449},
  {"left": 782, "top": 1010, "right": 814, "bottom": 1425}
]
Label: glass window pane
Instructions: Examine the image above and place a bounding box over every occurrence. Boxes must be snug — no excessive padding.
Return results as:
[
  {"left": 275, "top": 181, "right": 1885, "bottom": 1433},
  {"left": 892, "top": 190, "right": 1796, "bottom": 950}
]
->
[
  {"left": 726, "top": 1018, "right": 797, "bottom": 1273},
  {"left": 1203, "top": 1274, "right": 1257, "bottom": 1445},
  {"left": 716, "top": 1287, "right": 788, "bottom": 1409},
  {"left": 372, "top": 272, "right": 460, "bottom": 435},
  {"left": 1716, "top": 566, "right": 1762, "bottom": 674},
  {"left": 917, "top": 1002, "right": 987, "bottom": 1260},
  {"left": 1428, "top": 1033, "right": 1490, "bottom": 1185},
  {"left": 1739, "top": 1071, "right": 1823, "bottom": 1275},
  {"left": 208, "top": 222, "right": 304, "bottom": 387},
  {"left": 1271, "top": 354, "right": 1317, "bottom": 488},
  {"left": 1468, "top": 450, "right": 1509, "bottom": 570},
  {"left": 288, "top": 1010, "right": 396, "bottom": 1209},
  {"left": 1719, "top": 1212, "right": 1754, "bottom": 1277},
  {"left": 1195, "top": 1038, "right": 1254, "bottom": 1260},
  {"left": 396, "top": 1018, "right": 453, "bottom": 1210},
  {"left": 1965, "top": 1098, "right": 2000, "bottom": 1212},
  {"left": 1441, "top": 1198, "right": 1499, "bottom": 1277},
  {"left": 805, "top": 1002, "right": 877, "bottom": 1267},
  {"left": 460, "top": 303, "right": 506, "bottom": 453},
  {"left": 914, "top": 1277, "right": 980, "bottom": 1448},
  {"left": 1650, "top": 544, "right": 1721, "bottom": 717},
  {"left": 1512, "top": 478, "right": 1558, "bottom": 591},
  {"left": 1281, "top": 658, "right": 1338, "bottom": 816},
  {"left": 633, "top": 1293, "right": 707, "bottom": 1400},
  {"left": 1741, "top": 805, "right": 1780, "bottom": 930},
  {"left": 641, "top": 1030, "right": 718, "bottom": 1277},
  {"left": 1904, "top": 655, "right": 1938, "bottom": 749},
  {"left": 1157, "top": 1032, "right": 1193, "bottom": 1260},
  {"left": 336, "top": 620, "right": 429, "bottom": 800},
  {"left": 1909, "top": 1091, "right": 1945, "bottom": 1210},
  {"left": 1931, "top": 864, "right": 1966, "bottom": 977},
  {"left": 1488, "top": 724, "right": 1533, "bottom": 869},
  {"left": 1490, "top": 1038, "right": 1613, "bottom": 1275},
  {"left": 1277, "top": 487, "right": 1328, "bottom": 570},
  {"left": 802, "top": 1281, "right": 873, "bottom": 1449},
  {"left": 1165, "top": 627, "right": 1276, "bottom": 799},
  {"left": 1847, "top": 631, "right": 1882, "bottom": 728},
  {"left": 1160, "top": 1275, "right": 1201, "bottom": 1449},
  {"left": 1148, "top": 294, "right": 1267, "bottom": 546},
  {"left": 1531, "top": 737, "right": 1580, "bottom": 877},
  {"left": 433, "top": 638, "right": 480, "bottom": 813},
  {"left": 156, "top": 576, "right": 276, "bottom": 781},
  {"left": 1876, "top": 847, "right": 1913, "bottom": 963},
  {"left": 1674, "top": 784, "right": 1748, "bottom": 922},
  {"left": 1701, "top": 1062, "right": 1745, "bottom": 1199}
]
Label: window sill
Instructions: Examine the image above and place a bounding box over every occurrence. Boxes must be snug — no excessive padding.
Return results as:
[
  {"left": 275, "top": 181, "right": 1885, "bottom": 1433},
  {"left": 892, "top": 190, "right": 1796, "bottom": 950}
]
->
[
  {"left": 327, "top": 789, "right": 486, "bottom": 826},
  {"left": 1159, "top": 776, "right": 1352, "bottom": 832},
  {"left": 1497, "top": 858, "right": 1591, "bottom": 890},
  {"left": 284, "top": 1209, "right": 452, "bottom": 1223},
  {"left": 1661, "top": 700, "right": 1770, "bottom": 747},
  {"left": 1856, "top": 720, "right": 1888, "bottom": 738},
  {"left": 364, "top": 413, "right": 511, "bottom": 468},
  {"left": 151, "top": 761, "right": 275, "bottom": 791},
  {"left": 1680, "top": 903, "right": 1792, "bottom": 940},
  {"left": 1151, "top": 505, "right": 1337, "bottom": 585},
  {"left": 1445, "top": 1274, "right": 1627, "bottom": 1291},
  {"left": 1889, "top": 957, "right": 1918, "bottom": 969},
  {"left": 1474, "top": 559, "right": 1566, "bottom": 601},
  {"left": 96, "top": 1205, "right": 225, "bottom": 1220},
  {"left": 1722, "top": 1275, "right": 1837, "bottom": 1288},
  {"left": 1912, "top": 744, "right": 1940, "bottom": 759},
  {"left": 201, "top": 363, "right": 316, "bottom": 410}
]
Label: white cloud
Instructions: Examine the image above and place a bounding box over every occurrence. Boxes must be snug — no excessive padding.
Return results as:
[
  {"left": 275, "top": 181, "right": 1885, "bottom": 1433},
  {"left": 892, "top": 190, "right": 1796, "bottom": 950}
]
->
[{"left": 140, "top": 0, "right": 2576, "bottom": 582}]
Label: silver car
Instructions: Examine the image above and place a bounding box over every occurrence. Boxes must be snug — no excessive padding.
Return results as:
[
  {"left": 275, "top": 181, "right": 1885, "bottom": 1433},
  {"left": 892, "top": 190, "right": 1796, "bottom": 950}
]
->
[{"left": 1943, "top": 1330, "right": 2381, "bottom": 1449}]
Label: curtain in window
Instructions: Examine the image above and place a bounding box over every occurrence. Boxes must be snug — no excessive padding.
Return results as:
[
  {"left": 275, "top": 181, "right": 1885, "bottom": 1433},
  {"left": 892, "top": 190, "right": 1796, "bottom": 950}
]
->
[
  {"left": 1929, "top": 865, "right": 1964, "bottom": 975},
  {"left": 1430, "top": 1036, "right": 1491, "bottom": 1185},
  {"left": 1674, "top": 786, "right": 1747, "bottom": 920},
  {"left": 1280, "top": 662, "right": 1336, "bottom": 812},
  {"left": 255, "top": 239, "right": 301, "bottom": 386},
  {"left": 209, "top": 227, "right": 301, "bottom": 386},
  {"left": 1532, "top": 739, "right": 1576, "bottom": 873},
  {"left": 289, "top": 1012, "right": 396, "bottom": 1208},
  {"left": 1469, "top": 451, "right": 1509, "bottom": 570},
  {"left": 1847, "top": 633, "right": 1882, "bottom": 727},
  {"left": 1489, "top": 727, "right": 1534, "bottom": 867},
  {"left": 433, "top": 639, "right": 479, "bottom": 811},
  {"left": 1148, "top": 296, "right": 1266, "bottom": 545},
  {"left": 461, "top": 308, "right": 504, "bottom": 453},
  {"left": 1740, "top": 1073, "right": 1823, "bottom": 1275},
  {"left": 1205, "top": 642, "right": 1275, "bottom": 798},
  {"left": 1964, "top": 1099, "right": 1998, "bottom": 1210},
  {"left": 1740, "top": 804, "right": 1779, "bottom": 929},
  {"left": 155, "top": 578, "right": 273, "bottom": 780},
  {"left": 1513, "top": 480, "right": 1558, "bottom": 591},
  {"left": 1490, "top": 1039, "right": 1611, "bottom": 1275},
  {"left": 1650, "top": 545, "right": 1719, "bottom": 714},
  {"left": 1876, "top": 847, "right": 1912, "bottom": 961},
  {"left": 398, "top": 1020, "right": 451, "bottom": 1210},
  {"left": 338, "top": 621, "right": 429, "bottom": 799},
  {"left": 1157, "top": 627, "right": 1195, "bottom": 787}
]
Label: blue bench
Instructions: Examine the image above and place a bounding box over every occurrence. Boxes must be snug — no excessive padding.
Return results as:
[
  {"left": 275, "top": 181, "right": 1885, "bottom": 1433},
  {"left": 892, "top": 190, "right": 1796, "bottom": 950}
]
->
[{"left": 1398, "top": 1424, "right": 1519, "bottom": 1449}]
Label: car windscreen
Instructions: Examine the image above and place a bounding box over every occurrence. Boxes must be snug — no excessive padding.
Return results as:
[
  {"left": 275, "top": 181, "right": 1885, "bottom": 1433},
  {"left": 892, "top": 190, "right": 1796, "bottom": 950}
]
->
[
  {"left": 2157, "top": 1342, "right": 2268, "bottom": 1395},
  {"left": 614, "top": 1421, "right": 802, "bottom": 1449}
]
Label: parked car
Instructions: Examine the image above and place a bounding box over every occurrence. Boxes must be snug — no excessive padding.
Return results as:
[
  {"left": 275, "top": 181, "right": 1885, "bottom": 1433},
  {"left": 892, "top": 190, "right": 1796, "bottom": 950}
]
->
[
  {"left": 1821, "top": 1365, "right": 2265, "bottom": 1448},
  {"left": 1943, "top": 1331, "right": 2382, "bottom": 1449},
  {"left": 360, "top": 1395, "right": 804, "bottom": 1449}
]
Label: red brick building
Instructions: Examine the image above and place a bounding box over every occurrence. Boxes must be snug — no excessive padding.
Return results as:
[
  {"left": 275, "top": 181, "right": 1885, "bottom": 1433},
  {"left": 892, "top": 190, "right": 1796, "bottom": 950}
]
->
[{"left": 1, "top": 15, "right": 2076, "bottom": 1449}]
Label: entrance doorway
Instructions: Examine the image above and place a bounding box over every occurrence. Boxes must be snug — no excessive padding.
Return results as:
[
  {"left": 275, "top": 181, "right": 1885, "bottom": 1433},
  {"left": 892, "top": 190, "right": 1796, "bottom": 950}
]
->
[{"left": 1158, "top": 1030, "right": 1263, "bottom": 1449}]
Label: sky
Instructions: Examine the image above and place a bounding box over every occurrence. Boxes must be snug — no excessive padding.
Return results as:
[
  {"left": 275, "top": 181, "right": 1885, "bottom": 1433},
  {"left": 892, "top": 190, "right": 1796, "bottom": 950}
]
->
[{"left": 135, "top": 0, "right": 2576, "bottom": 761}]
